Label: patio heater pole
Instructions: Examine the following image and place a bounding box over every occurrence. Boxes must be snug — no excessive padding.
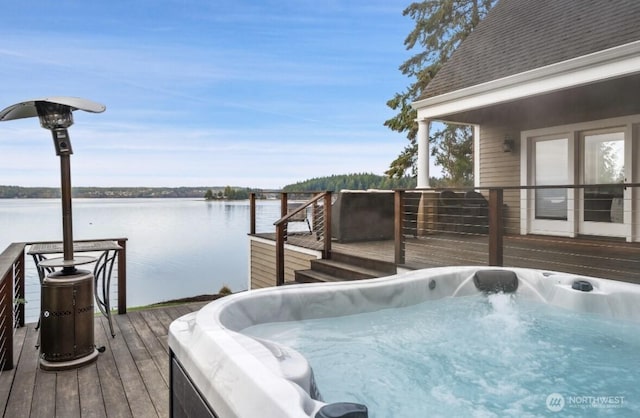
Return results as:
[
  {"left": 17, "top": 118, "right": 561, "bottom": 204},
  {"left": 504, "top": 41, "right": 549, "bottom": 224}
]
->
[
  {"left": 60, "top": 150, "right": 74, "bottom": 264},
  {"left": 36, "top": 102, "right": 77, "bottom": 271}
]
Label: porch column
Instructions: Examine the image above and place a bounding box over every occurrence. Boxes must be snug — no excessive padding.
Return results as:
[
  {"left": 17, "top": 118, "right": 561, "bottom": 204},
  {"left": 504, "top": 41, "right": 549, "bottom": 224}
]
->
[
  {"left": 416, "top": 119, "right": 433, "bottom": 236},
  {"left": 417, "top": 119, "right": 431, "bottom": 188}
]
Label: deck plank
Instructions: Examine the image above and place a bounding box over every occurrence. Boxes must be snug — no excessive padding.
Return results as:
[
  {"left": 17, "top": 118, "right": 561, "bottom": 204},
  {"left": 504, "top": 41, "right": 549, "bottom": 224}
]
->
[
  {"left": 4, "top": 324, "right": 39, "bottom": 417},
  {"left": 94, "top": 318, "right": 132, "bottom": 418},
  {"left": 30, "top": 366, "right": 55, "bottom": 418},
  {"left": 139, "top": 310, "right": 170, "bottom": 354},
  {"left": 115, "top": 314, "right": 167, "bottom": 418},
  {"left": 0, "top": 303, "right": 207, "bottom": 418},
  {"left": 0, "top": 325, "right": 27, "bottom": 414},
  {"left": 55, "top": 370, "right": 80, "bottom": 418},
  {"left": 127, "top": 312, "right": 170, "bottom": 386},
  {"left": 328, "top": 233, "right": 640, "bottom": 284},
  {"left": 78, "top": 362, "right": 106, "bottom": 418},
  {"left": 109, "top": 315, "right": 158, "bottom": 418},
  {"left": 144, "top": 310, "right": 172, "bottom": 353}
]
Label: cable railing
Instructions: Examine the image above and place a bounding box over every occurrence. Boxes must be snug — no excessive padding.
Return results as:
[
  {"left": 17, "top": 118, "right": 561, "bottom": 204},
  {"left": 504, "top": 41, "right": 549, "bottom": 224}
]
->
[
  {"left": 274, "top": 192, "right": 332, "bottom": 286},
  {"left": 396, "top": 184, "right": 640, "bottom": 283},
  {"left": 0, "top": 243, "right": 25, "bottom": 374},
  {"left": 249, "top": 185, "right": 640, "bottom": 289},
  {"left": 250, "top": 191, "right": 332, "bottom": 286}
]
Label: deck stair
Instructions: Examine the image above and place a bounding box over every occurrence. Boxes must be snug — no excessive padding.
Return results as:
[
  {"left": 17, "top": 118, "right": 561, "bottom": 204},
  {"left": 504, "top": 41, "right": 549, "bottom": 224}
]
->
[{"left": 293, "top": 251, "right": 396, "bottom": 283}]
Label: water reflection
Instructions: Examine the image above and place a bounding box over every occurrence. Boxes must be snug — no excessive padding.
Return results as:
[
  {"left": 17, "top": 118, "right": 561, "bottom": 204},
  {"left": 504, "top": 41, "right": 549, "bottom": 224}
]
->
[{"left": 0, "top": 198, "right": 282, "bottom": 322}]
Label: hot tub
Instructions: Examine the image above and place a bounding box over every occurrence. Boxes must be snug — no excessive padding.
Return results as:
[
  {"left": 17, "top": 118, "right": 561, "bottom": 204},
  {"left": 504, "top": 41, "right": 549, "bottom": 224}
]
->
[{"left": 168, "top": 267, "right": 640, "bottom": 417}]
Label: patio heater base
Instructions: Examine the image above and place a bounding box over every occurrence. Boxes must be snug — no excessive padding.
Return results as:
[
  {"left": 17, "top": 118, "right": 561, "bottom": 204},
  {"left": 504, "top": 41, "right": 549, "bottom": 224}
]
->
[
  {"left": 39, "top": 349, "right": 99, "bottom": 372},
  {"left": 40, "top": 269, "right": 99, "bottom": 371}
]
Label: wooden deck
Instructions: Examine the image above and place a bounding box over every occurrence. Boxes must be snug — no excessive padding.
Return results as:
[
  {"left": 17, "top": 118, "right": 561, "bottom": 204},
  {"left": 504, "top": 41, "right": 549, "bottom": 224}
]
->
[
  {"left": 330, "top": 233, "right": 640, "bottom": 284},
  {"left": 0, "top": 302, "right": 208, "bottom": 418}
]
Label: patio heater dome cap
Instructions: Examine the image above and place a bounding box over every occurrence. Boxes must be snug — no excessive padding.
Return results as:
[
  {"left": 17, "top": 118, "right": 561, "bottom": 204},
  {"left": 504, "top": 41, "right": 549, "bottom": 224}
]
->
[{"left": 0, "top": 97, "right": 106, "bottom": 122}]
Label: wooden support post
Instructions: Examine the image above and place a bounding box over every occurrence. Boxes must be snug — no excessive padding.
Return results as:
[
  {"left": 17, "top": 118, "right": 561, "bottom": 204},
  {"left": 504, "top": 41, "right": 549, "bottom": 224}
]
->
[
  {"left": 489, "top": 189, "right": 504, "bottom": 266},
  {"left": 117, "top": 239, "right": 127, "bottom": 314},
  {"left": 394, "top": 190, "right": 405, "bottom": 265},
  {"left": 281, "top": 193, "right": 288, "bottom": 242},
  {"left": 249, "top": 193, "right": 256, "bottom": 235},
  {"left": 275, "top": 222, "right": 285, "bottom": 286},
  {"left": 275, "top": 193, "right": 288, "bottom": 286},
  {"left": 323, "top": 192, "right": 332, "bottom": 259}
]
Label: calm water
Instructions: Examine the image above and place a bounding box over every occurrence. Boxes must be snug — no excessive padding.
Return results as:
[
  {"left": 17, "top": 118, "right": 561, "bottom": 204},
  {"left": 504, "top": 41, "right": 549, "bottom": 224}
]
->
[
  {"left": 0, "top": 198, "right": 283, "bottom": 322},
  {"left": 244, "top": 294, "right": 640, "bottom": 417}
]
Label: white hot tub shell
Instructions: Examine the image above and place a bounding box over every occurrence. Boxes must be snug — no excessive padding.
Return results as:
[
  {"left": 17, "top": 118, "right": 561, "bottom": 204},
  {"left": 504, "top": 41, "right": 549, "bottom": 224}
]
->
[{"left": 168, "top": 266, "right": 640, "bottom": 418}]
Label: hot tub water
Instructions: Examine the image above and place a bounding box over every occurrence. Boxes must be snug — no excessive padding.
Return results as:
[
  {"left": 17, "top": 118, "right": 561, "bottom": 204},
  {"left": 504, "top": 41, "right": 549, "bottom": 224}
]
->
[{"left": 244, "top": 293, "right": 640, "bottom": 417}]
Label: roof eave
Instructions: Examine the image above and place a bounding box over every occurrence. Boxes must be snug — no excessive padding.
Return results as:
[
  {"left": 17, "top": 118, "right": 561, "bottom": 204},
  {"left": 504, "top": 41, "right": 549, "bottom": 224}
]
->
[{"left": 412, "top": 40, "right": 640, "bottom": 121}]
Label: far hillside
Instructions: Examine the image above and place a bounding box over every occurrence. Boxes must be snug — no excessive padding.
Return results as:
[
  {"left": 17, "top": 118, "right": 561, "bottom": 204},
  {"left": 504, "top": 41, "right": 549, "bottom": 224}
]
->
[{"left": 282, "top": 173, "right": 416, "bottom": 192}]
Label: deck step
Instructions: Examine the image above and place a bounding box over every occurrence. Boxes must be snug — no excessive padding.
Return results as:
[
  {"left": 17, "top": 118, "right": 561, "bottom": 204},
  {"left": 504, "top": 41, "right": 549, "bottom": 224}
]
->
[
  {"left": 310, "top": 259, "right": 388, "bottom": 280},
  {"left": 330, "top": 251, "right": 397, "bottom": 274},
  {"left": 294, "top": 256, "right": 395, "bottom": 284},
  {"left": 294, "top": 269, "right": 348, "bottom": 283}
]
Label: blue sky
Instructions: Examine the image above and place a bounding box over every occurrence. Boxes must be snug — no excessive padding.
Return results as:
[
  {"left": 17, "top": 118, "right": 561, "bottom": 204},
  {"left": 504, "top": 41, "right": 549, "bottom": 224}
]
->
[{"left": 0, "top": 0, "right": 420, "bottom": 189}]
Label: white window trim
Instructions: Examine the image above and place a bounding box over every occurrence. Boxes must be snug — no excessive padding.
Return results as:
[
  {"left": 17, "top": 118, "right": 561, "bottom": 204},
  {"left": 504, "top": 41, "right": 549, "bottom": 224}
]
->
[{"left": 521, "top": 114, "right": 639, "bottom": 241}]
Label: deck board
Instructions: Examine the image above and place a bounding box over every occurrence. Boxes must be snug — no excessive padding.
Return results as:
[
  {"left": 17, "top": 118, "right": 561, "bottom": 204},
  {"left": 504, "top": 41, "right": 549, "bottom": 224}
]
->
[
  {"left": 4, "top": 322, "right": 39, "bottom": 417},
  {"left": 0, "top": 325, "right": 25, "bottom": 415},
  {"left": 94, "top": 318, "right": 131, "bottom": 418},
  {"left": 78, "top": 363, "right": 107, "bottom": 418},
  {"left": 0, "top": 302, "right": 207, "bottom": 418},
  {"left": 326, "top": 233, "right": 640, "bottom": 284},
  {"left": 55, "top": 370, "right": 80, "bottom": 418}
]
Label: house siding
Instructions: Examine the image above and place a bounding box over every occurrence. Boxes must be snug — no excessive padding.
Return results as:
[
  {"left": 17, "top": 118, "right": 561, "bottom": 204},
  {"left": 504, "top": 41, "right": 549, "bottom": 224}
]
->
[
  {"left": 478, "top": 124, "right": 521, "bottom": 234},
  {"left": 249, "top": 238, "right": 319, "bottom": 289}
]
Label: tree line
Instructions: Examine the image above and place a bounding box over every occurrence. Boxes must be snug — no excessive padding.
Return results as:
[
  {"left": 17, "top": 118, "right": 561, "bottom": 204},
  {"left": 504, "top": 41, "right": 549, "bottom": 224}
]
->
[
  {"left": 283, "top": 173, "right": 416, "bottom": 192},
  {"left": 0, "top": 186, "right": 228, "bottom": 199},
  {"left": 204, "top": 186, "right": 254, "bottom": 200}
]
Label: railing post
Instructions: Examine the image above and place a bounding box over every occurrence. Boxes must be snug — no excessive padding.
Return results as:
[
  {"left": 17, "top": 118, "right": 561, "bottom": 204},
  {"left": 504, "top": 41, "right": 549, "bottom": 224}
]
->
[
  {"left": 0, "top": 243, "right": 25, "bottom": 371},
  {"left": 117, "top": 239, "right": 127, "bottom": 314},
  {"left": 394, "top": 190, "right": 405, "bottom": 265},
  {"left": 249, "top": 193, "right": 256, "bottom": 235},
  {"left": 275, "top": 193, "right": 288, "bottom": 286},
  {"left": 489, "top": 188, "right": 504, "bottom": 266},
  {"left": 281, "top": 193, "right": 288, "bottom": 241},
  {"left": 1, "top": 267, "right": 13, "bottom": 371},
  {"left": 275, "top": 223, "right": 285, "bottom": 286},
  {"left": 323, "top": 192, "right": 332, "bottom": 259}
]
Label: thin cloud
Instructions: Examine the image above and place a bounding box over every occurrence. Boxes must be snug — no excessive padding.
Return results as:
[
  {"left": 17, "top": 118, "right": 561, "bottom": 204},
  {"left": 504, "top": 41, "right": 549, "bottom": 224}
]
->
[{"left": 0, "top": 0, "right": 412, "bottom": 188}]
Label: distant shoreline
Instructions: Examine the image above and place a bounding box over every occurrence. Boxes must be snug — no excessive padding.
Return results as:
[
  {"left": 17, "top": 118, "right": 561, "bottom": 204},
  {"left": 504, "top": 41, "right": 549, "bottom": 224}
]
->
[{"left": 0, "top": 185, "right": 264, "bottom": 199}]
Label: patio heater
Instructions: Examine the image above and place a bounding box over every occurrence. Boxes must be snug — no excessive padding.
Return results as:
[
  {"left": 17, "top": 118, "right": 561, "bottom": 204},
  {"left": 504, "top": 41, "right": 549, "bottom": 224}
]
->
[{"left": 0, "top": 97, "right": 106, "bottom": 371}]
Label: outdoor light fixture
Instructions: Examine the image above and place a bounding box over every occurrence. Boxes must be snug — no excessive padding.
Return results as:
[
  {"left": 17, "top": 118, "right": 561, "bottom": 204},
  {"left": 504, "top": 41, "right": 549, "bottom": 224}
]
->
[
  {"left": 0, "top": 97, "right": 106, "bottom": 371},
  {"left": 503, "top": 136, "right": 515, "bottom": 153}
]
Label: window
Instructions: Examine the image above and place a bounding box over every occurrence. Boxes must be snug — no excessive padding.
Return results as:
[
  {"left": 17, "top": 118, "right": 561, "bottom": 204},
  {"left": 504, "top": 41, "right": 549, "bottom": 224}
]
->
[{"left": 534, "top": 138, "right": 568, "bottom": 220}]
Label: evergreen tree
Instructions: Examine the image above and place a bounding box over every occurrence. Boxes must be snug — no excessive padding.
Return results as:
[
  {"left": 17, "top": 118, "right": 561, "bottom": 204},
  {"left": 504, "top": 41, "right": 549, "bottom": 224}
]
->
[
  {"left": 385, "top": 0, "right": 496, "bottom": 184},
  {"left": 282, "top": 173, "right": 416, "bottom": 192}
]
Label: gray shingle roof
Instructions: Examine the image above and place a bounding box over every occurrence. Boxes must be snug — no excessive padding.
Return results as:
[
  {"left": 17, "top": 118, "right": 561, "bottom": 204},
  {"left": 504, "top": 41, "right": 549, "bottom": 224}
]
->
[{"left": 420, "top": 0, "right": 640, "bottom": 100}]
